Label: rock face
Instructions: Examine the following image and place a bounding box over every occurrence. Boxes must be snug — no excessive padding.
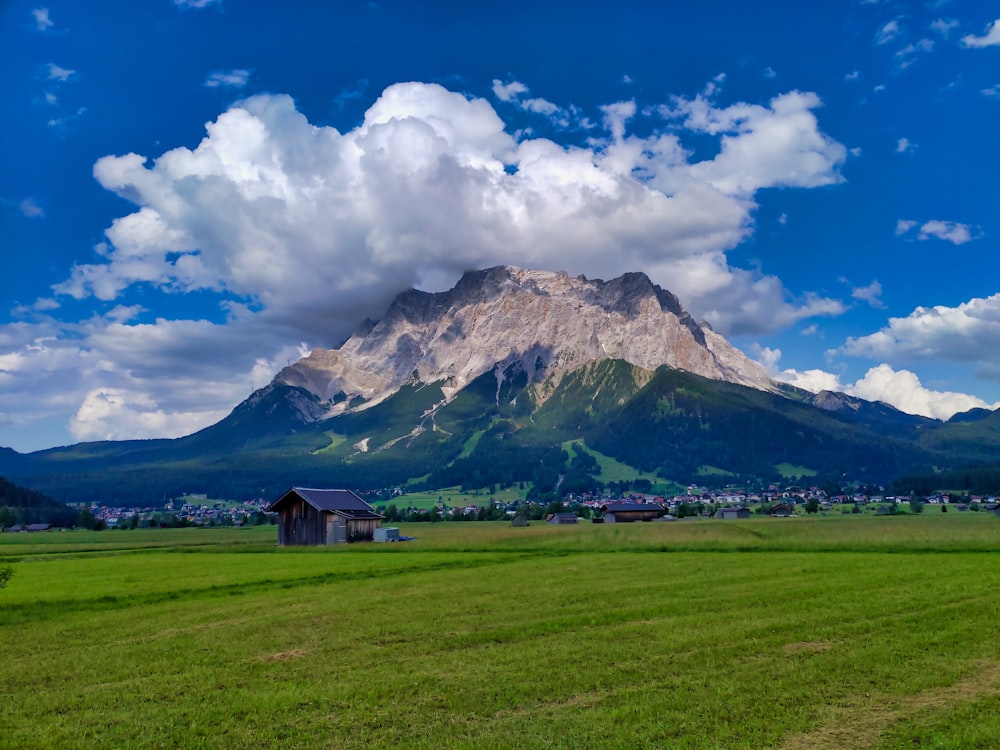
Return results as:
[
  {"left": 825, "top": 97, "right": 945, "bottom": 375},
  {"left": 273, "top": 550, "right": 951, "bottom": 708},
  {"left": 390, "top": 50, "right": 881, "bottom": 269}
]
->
[{"left": 275, "top": 265, "right": 776, "bottom": 415}]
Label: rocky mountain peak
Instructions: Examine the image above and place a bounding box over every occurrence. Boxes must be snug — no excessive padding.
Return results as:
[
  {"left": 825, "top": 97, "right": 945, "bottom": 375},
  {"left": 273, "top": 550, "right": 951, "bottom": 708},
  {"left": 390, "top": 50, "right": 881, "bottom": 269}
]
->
[{"left": 274, "top": 265, "right": 776, "bottom": 417}]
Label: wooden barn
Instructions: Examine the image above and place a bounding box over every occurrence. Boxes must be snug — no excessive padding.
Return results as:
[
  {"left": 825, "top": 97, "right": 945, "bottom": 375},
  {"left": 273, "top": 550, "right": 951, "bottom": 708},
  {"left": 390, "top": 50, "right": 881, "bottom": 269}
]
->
[
  {"left": 267, "top": 487, "right": 383, "bottom": 546},
  {"left": 601, "top": 502, "right": 661, "bottom": 523}
]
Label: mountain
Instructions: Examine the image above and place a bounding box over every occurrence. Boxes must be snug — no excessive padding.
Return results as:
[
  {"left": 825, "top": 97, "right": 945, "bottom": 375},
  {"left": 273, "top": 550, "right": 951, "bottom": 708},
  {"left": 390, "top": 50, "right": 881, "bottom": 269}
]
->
[
  {"left": 275, "top": 265, "right": 776, "bottom": 413},
  {"left": 2, "top": 265, "right": 1000, "bottom": 503},
  {"left": 0, "top": 476, "right": 76, "bottom": 527}
]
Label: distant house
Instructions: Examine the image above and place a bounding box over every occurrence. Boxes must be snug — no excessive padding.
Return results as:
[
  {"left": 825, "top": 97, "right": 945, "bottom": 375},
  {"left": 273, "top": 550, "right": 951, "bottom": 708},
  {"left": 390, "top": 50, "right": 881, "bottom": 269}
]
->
[
  {"left": 768, "top": 503, "right": 795, "bottom": 518},
  {"left": 267, "top": 488, "right": 383, "bottom": 546},
  {"left": 510, "top": 513, "right": 529, "bottom": 527},
  {"left": 6, "top": 523, "right": 51, "bottom": 533},
  {"left": 602, "top": 503, "right": 660, "bottom": 523},
  {"left": 546, "top": 512, "right": 578, "bottom": 525},
  {"left": 714, "top": 507, "right": 750, "bottom": 520}
]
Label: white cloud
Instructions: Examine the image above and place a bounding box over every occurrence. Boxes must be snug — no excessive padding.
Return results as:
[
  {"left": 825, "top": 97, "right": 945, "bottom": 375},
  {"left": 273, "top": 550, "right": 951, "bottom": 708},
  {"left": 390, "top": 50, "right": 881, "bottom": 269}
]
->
[
  {"left": 873, "top": 84, "right": 886, "bottom": 93},
  {"left": 47, "top": 106, "right": 87, "bottom": 129},
  {"left": 46, "top": 63, "right": 75, "bottom": 82},
  {"left": 68, "top": 82, "right": 847, "bottom": 339},
  {"left": 896, "top": 218, "right": 977, "bottom": 244},
  {"left": 204, "top": 69, "right": 251, "bottom": 88},
  {"left": 601, "top": 100, "right": 636, "bottom": 141},
  {"left": 852, "top": 280, "right": 884, "bottom": 308},
  {"left": 896, "top": 137, "right": 915, "bottom": 153},
  {"left": 895, "top": 38, "right": 935, "bottom": 69},
  {"left": 763, "top": 67, "right": 776, "bottom": 79},
  {"left": 664, "top": 89, "right": 847, "bottom": 196},
  {"left": 876, "top": 19, "right": 902, "bottom": 45},
  {"left": 961, "top": 19, "right": 1000, "bottom": 48},
  {"left": 491, "top": 79, "right": 528, "bottom": 102},
  {"left": 849, "top": 365, "right": 1000, "bottom": 419},
  {"left": 983, "top": 85, "right": 1000, "bottom": 98},
  {"left": 174, "top": 0, "right": 222, "bottom": 8},
  {"left": 917, "top": 220, "right": 975, "bottom": 244},
  {"left": 0, "top": 80, "right": 852, "bottom": 447},
  {"left": 842, "top": 295, "right": 1000, "bottom": 368},
  {"left": 32, "top": 7, "right": 53, "bottom": 32},
  {"left": 845, "top": 70, "right": 860, "bottom": 81},
  {"left": 776, "top": 364, "right": 999, "bottom": 421},
  {"left": 930, "top": 18, "right": 959, "bottom": 37},
  {"left": 491, "top": 79, "right": 571, "bottom": 126},
  {"left": 69, "top": 388, "right": 222, "bottom": 442},
  {"left": 18, "top": 197, "right": 45, "bottom": 218}
]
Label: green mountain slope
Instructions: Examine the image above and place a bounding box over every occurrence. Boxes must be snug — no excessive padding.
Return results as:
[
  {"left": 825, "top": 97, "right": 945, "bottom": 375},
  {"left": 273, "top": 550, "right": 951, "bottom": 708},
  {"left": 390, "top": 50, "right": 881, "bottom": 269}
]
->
[{"left": 2, "top": 360, "right": 999, "bottom": 504}]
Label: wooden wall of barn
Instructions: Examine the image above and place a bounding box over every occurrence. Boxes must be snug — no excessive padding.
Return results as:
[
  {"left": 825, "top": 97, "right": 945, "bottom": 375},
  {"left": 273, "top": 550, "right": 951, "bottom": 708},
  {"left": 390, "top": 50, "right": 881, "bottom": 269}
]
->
[
  {"left": 345, "top": 517, "right": 380, "bottom": 542},
  {"left": 277, "top": 498, "right": 326, "bottom": 546},
  {"left": 277, "top": 500, "right": 382, "bottom": 545}
]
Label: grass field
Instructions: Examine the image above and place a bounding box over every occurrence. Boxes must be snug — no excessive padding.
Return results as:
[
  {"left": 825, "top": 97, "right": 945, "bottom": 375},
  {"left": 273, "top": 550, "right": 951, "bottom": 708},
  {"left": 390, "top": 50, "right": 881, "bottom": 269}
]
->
[{"left": 2, "top": 515, "right": 999, "bottom": 749}]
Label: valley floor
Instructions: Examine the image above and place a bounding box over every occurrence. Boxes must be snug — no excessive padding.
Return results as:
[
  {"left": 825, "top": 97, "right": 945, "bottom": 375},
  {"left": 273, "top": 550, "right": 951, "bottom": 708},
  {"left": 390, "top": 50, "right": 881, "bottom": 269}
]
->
[{"left": 1, "top": 516, "right": 999, "bottom": 748}]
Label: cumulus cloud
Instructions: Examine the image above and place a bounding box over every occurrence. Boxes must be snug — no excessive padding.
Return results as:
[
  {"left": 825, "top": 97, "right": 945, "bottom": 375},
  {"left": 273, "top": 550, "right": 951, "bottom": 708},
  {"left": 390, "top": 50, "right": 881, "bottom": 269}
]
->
[
  {"left": 895, "top": 137, "right": 915, "bottom": 153},
  {"left": 852, "top": 280, "right": 884, "bottom": 308},
  {"left": 2, "top": 80, "right": 851, "bottom": 448},
  {"left": 841, "top": 295, "right": 1000, "bottom": 370},
  {"left": 897, "top": 219, "right": 977, "bottom": 244},
  {"left": 961, "top": 19, "right": 1000, "bottom": 48},
  {"left": 984, "top": 85, "right": 1000, "bottom": 98},
  {"left": 917, "top": 220, "right": 975, "bottom": 244},
  {"left": 60, "top": 82, "right": 847, "bottom": 339},
  {"left": 46, "top": 63, "right": 75, "bottom": 82},
  {"left": 204, "top": 69, "right": 251, "bottom": 88},
  {"left": 32, "top": 7, "right": 53, "bottom": 32},
  {"left": 777, "top": 364, "right": 999, "bottom": 420}
]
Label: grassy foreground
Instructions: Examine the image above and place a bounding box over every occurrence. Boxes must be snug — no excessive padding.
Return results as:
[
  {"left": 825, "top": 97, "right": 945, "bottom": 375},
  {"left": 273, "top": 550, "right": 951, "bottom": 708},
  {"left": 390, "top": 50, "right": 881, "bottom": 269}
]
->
[{"left": 1, "top": 515, "right": 999, "bottom": 749}]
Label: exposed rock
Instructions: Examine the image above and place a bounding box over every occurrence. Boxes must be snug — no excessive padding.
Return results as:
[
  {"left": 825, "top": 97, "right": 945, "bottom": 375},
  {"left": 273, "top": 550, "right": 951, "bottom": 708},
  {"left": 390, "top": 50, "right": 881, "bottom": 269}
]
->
[{"left": 274, "top": 265, "right": 776, "bottom": 416}]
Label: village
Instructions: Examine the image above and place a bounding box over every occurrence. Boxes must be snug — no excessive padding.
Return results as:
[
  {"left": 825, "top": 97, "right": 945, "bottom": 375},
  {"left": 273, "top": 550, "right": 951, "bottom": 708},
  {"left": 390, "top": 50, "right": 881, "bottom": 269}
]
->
[{"left": 8, "top": 481, "right": 996, "bottom": 536}]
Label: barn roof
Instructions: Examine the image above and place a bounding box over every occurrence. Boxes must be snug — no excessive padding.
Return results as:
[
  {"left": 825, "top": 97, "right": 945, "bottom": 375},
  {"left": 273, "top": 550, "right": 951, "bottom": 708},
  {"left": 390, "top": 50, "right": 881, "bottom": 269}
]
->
[
  {"left": 267, "top": 488, "right": 383, "bottom": 519},
  {"left": 602, "top": 503, "right": 659, "bottom": 513}
]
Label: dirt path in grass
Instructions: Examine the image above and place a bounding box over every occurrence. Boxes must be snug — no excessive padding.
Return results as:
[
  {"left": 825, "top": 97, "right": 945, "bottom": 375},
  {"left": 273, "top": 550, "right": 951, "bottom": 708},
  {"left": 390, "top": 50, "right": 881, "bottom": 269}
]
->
[{"left": 778, "top": 660, "right": 1000, "bottom": 750}]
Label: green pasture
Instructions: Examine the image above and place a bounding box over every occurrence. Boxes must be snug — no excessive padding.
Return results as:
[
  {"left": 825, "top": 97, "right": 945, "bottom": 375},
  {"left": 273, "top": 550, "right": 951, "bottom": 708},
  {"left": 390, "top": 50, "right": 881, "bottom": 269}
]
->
[
  {"left": 1, "top": 515, "right": 999, "bottom": 749},
  {"left": 563, "top": 439, "right": 682, "bottom": 494},
  {"left": 385, "top": 485, "right": 524, "bottom": 511}
]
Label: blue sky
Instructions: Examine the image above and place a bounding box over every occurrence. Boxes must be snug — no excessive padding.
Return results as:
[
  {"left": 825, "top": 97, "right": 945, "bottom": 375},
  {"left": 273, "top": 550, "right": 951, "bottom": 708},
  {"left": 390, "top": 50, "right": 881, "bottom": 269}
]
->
[{"left": 1, "top": 0, "right": 998, "bottom": 452}]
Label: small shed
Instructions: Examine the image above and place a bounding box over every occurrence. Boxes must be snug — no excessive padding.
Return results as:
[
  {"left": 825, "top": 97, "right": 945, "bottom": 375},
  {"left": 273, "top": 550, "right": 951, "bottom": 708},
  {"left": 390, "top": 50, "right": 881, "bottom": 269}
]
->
[
  {"left": 768, "top": 503, "right": 795, "bottom": 518},
  {"left": 546, "top": 512, "right": 578, "bottom": 525},
  {"left": 714, "top": 507, "right": 750, "bottom": 520},
  {"left": 602, "top": 502, "right": 660, "bottom": 523},
  {"left": 267, "top": 487, "right": 383, "bottom": 546}
]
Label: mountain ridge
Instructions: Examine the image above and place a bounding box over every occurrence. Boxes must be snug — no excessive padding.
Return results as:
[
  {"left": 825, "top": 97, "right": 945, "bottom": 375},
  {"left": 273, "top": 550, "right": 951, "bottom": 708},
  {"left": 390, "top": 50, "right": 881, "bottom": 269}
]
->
[{"left": 275, "top": 265, "right": 776, "bottom": 420}]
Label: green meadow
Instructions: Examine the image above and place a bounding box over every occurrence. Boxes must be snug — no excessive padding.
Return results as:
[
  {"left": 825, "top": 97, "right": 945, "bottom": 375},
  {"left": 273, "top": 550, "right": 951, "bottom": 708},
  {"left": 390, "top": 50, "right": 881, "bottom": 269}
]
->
[{"left": 2, "top": 515, "right": 1000, "bottom": 749}]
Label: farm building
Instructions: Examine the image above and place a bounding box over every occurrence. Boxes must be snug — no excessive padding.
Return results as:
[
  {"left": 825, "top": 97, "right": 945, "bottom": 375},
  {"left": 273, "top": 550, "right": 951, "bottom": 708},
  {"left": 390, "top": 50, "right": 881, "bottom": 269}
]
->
[
  {"left": 267, "top": 487, "right": 383, "bottom": 546},
  {"left": 601, "top": 503, "right": 661, "bottom": 523},
  {"left": 768, "top": 503, "right": 795, "bottom": 517},
  {"left": 714, "top": 507, "right": 750, "bottom": 520},
  {"left": 546, "top": 512, "right": 578, "bottom": 524}
]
